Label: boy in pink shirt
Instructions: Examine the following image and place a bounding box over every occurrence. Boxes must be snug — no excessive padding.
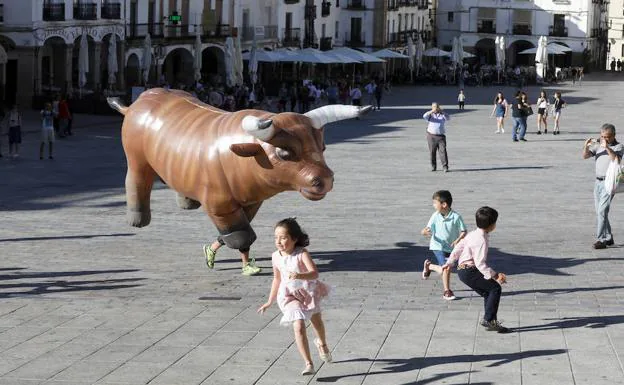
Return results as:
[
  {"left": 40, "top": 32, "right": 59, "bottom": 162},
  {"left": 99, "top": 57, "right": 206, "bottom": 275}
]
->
[{"left": 443, "top": 206, "right": 511, "bottom": 333}]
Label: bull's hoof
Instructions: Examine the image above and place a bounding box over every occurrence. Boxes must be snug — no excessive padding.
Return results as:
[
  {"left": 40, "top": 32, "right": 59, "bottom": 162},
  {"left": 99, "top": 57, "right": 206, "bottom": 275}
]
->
[
  {"left": 176, "top": 195, "right": 201, "bottom": 210},
  {"left": 127, "top": 209, "right": 151, "bottom": 227}
]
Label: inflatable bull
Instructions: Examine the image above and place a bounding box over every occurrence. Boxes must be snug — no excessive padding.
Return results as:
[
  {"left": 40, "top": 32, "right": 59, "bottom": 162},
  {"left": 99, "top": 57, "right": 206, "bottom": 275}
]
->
[{"left": 108, "top": 88, "right": 370, "bottom": 259}]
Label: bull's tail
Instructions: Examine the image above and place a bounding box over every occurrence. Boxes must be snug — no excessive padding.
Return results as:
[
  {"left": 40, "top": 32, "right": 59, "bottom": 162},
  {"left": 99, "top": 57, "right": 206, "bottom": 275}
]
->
[{"left": 107, "top": 97, "right": 128, "bottom": 116}]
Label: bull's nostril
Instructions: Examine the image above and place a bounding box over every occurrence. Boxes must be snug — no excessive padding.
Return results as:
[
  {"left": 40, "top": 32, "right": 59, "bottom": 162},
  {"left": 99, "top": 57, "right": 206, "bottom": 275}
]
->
[{"left": 311, "top": 177, "right": 322, "bottom": 187}]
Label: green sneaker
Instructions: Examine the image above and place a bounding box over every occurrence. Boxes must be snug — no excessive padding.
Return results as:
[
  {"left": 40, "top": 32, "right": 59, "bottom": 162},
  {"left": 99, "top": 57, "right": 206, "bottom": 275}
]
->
[
  {"left": 241, "top": 259, "right": 262, "bottom": 276},
  {"left": 203, "top": 244, "right": 216, "bottom": 269}
]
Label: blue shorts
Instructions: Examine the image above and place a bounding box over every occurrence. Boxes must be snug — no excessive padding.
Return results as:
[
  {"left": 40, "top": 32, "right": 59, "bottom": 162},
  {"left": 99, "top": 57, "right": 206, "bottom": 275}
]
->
[{"left": 431, "top": 250, "right": 451, "bottom": 265}]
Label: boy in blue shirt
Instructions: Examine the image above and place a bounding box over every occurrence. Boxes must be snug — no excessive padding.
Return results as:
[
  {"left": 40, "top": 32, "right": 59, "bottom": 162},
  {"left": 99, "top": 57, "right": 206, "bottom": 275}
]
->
[{"left": 421, "top": 190, "right": 467, "bottom": 300}]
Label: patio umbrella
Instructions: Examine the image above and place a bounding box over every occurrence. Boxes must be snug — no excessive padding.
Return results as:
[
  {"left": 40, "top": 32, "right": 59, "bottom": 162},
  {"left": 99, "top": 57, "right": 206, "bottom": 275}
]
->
[
  {"left": 249, "top": 33, "right": 258, "bottom": 86},
  {"left": 495, "top": 36, "right": 502, "bottom": 82},
  {"left": 242, "top": 50, "right": 283, "bottom": 62},
  {"left": 234, "top": 35, "right": 244, "bottom": 86},
  {"left": 193, "top": 32, "right": 202, "bottom": 82},
  {"left": 423, "top": 47, "right": 451, "bottom": 57},
  {"left": 370, "top": 48, "right": 409, "bottom": 59},
  {"left": 78, "top": 31, "right": 89, "bottom": 91},
  {"left": 107, "top": 34, "right": 117, "bottom": 87},
  {"left": 142, "top": 33, "right": 152, "bottom": 85},
  {"left": 499, "top": 36, "right": 506, "bottom": 69},
  {"left": 415, "top": 34, "right": 424, "bottom": 76},
  {"left": 407, "top": 36, "right": 415, "bottom": 82},
  {"left": 224, "top": 37, "right": 235, "bottom": 87},
  {"left": 548, "top": 42, "right": 572, "bottom": 52},
  {"left": 328, "top": 47, "right": 385, "bottom": 63}
]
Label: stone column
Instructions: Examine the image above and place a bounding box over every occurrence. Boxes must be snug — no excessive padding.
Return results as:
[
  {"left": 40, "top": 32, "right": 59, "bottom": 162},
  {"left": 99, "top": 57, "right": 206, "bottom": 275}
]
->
[
  {"left": 118, "top": 40, "right": 126, "bottom": 91},
  {"left": 64, "top": 44, "right": 73, "bottom": 95},
  {"left": 92, "top": 41, "right": 102, "bottom": 90}
]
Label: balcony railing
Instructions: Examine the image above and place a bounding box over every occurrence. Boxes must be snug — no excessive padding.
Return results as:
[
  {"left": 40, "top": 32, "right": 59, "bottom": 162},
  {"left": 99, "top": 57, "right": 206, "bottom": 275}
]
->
[
  {"left": 345, "top": 32, "right": 365, "bottom": 47},
  {"left": 512, "top": 24, "right": 531, "bottom": 35},
  {"left": 74, "top": 3, "right": 97, "bottom": 20},
  {"left": 388, "top": 0, "right": 399, "bottom": 10},
  {"left": 347, "top": 0, "right": 366, "bottom": 10},
  {"left": 101, "top": 3, "right": 121, "bottom": 19},
  {"left": 282, "top": 28, "right": 301, "bottom": 47},
  {"left": 549, "top": 25, "right": 568, "bottom": 37},
  {"left": 241, "top": 26, "right": 255, "bottom": 41},
  {"left": 477, "top": 20, "right": 496, "bottom": 34},
  {"left": 43, "top": 3, "right": 65, "bottom": 21},
  {"left": 321, "top": 2, "right": 331, "bottom": 17},
  {"left": 264, "top": 25, "right": 277, "bottom": 39},
  {"left": 417, "top": 0, "right": 428, "bottom": 9},
  {"left": 320, "top": 36, "right": 332, "bottom": 50},
  {"left": 284, "top": 0, "right": 300, "bottom": 3},
  {"left": 388, "top": 32, "right": 399, "bottom": 43},
  {"left": 126, "top": 23, "right": 165, "bottom": 39}
]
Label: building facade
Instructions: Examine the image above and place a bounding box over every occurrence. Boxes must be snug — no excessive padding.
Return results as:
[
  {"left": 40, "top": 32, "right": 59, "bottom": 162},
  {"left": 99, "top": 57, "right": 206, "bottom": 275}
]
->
[
  {"left": 606, "top": 0, "right": 623, "bottom": 68},
  {"left": 436, "top": 0, "right": 609, "bottom": 69}
]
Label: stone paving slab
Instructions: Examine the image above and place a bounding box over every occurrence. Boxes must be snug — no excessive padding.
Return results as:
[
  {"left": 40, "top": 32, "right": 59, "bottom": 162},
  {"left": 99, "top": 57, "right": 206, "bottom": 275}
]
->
[{"left": 2, "top": 74, "right": 624, "bottom": 383}]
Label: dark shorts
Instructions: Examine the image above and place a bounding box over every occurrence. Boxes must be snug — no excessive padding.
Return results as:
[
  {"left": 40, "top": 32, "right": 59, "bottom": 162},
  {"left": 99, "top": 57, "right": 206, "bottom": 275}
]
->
[
  {"left": 8, "top": 126, "right": 21, "bottom": 144},
  {"left": 352, "top": 99, "right": 361, "bottom": 106},
  {"left": 538, "top": 108, "right": 546, "bottom": 115}
]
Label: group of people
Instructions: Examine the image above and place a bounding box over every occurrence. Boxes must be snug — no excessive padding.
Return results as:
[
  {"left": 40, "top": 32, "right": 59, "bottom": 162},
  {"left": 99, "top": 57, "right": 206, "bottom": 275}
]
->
[{"left": 490, "top": 90, "right": 566, "bottom": 141}]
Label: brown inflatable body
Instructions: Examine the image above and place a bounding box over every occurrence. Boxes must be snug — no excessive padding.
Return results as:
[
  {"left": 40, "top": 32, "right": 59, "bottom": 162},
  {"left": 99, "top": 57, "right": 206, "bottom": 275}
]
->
[{"left": 108, "top": 88, "right": 370, "bottom": 251}]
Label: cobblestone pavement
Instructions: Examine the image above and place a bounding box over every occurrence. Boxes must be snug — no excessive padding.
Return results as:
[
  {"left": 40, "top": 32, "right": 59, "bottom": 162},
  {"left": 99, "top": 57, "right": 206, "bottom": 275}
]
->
[{"left": 1, "top": 74, "right": 624, "bottom": 384}]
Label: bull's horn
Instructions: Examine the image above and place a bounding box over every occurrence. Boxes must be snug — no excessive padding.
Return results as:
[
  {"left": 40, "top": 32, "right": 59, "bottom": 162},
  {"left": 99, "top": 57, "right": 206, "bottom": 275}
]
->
[
  {"left": 242, "top": 116, "right": 275, "bottom": 141},
  {"left": 305, "top": 105, "right": 373, "bottom": 129}
]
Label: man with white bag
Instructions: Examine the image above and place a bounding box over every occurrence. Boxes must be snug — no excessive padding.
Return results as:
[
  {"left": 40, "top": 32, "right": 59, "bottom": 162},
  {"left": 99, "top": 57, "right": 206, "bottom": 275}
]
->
[{"left": 583, "top": 124, "right": 624, "bottom": 249}]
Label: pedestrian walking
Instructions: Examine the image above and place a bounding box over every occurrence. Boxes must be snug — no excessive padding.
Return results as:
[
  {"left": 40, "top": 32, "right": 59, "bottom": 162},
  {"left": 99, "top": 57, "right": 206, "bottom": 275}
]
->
[
  {"left": 374, "top": 81, "right": 383, "bottom": 110},
  {"left": 349, "top": 84, "right": 362, "bottom": 106},
  {"left": 552, "top": 92, "right": 566, "bottom": 135},
  {"left": 40, "top": 103, "right": 55, "bottom": 160},
  {"left": 443, "top": 206, "right": 511, "bottom": 333},
  {"left": 457, "top": 89, "right": 466, "bottom": 110},
  {"left": 257, "top": 218, "right": 332, "bottom": 376},
  {"left": 421, "top": 190, "right": 467, "bottom": 301},
  {"left": 536, "top": 90, "right": 549, "bottom": 135},
  {"left": 423, "top": 102, "right": 451, "bottom": 172},
  {"left": 59, "top": 95, "right": 72, "bottom": 136},
  {"left": 491, "top": 92, "right": 508, "bottom": 134},
  {"left": 510, "top": 91, "right": 529, "bottom": 142},
  {"left": 364, "top": 80, "right": 376, "bottom": 106},
  {"left": 7, "top": 104, "right": 22, "bottom": 158},
  {"left": 582, "top": 124, "right": 624, "bottom": 249}
]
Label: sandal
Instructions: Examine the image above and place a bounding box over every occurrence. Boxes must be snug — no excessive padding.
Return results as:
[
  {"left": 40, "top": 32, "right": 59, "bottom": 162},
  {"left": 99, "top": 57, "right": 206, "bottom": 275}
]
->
[
  {"left": 301, "top": 362, "right": 315, "bottom": 375},
  {"left": 314, "top": 338, "right": 332, "bottom": 363},
  {"left": 422, "top": 259, "right": 431, "bottom": 280},
  {"left": 203, "top": 244, "right": 216, "bottom": 269}
]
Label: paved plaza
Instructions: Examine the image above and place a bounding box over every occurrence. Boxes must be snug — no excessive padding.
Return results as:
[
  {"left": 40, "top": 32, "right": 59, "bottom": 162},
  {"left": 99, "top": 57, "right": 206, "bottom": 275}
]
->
[{"left": 2, "top": 75, "right": 624, "bottom": 384}]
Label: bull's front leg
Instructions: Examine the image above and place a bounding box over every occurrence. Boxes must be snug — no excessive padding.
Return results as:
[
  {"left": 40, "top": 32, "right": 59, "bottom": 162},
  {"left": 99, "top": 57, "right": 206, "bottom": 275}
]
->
[{"left": 125, "top": 162, "right": 156, "bottom": 228}]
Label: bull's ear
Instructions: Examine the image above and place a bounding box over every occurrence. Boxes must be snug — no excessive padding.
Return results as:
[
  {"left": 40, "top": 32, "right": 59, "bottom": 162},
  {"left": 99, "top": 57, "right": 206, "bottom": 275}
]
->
[{"left": 230, "top": 143, "right": 264, "bottom": 157}]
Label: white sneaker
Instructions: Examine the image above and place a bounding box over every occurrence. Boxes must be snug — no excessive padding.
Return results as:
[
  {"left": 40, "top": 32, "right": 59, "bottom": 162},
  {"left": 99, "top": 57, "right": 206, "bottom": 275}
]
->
[{"left": 301, "top": 363, "right": 315, "bottom": 375}]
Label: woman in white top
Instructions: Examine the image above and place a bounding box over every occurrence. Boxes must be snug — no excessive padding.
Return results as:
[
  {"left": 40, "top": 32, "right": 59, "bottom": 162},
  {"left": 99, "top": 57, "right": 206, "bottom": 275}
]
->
[{"left": 536, "top": 90, "right": 549, "bottom": 135}]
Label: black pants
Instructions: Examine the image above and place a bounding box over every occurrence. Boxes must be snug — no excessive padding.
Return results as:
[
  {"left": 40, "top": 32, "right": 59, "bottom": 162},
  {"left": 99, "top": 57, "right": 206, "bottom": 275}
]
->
[
  {"left": 426, "top": 133, "right": 448, "bottom": 170},
  {"left": 458, "top": 266, "right": 501, "bottom": 322},
  {"left": 458, "top": 101, "right": 465, "bottom": 110}
]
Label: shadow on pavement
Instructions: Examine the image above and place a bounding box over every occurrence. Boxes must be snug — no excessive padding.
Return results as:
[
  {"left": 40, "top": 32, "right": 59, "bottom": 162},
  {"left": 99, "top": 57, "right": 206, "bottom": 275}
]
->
[
  {"left": 0, "top": 233, "right": 135, "bottom": 243},
  {"left": 316, "top": 349, "right": 566, "bottom": 383},
  {"left": 514, "top": 315, "right": 624, "bottom": 332},
  {"left": 450, "top": 165, "right": 551, "bottom": 172},
  {"left": 0, "top": 268, "right": 144, "bottom": 298},
  {"left": 505, "top": 285, "right": 624, "bottom": 297}
]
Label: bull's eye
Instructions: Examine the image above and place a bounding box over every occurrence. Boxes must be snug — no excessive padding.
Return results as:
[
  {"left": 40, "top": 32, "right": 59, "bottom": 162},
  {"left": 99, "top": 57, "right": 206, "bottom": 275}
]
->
[{"left": 275, "top": 147, "right": 294, "bottom": 161}]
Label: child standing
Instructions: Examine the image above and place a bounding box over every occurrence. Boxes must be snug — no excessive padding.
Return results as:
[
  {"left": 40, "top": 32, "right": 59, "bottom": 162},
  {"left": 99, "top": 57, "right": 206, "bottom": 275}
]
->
[
  {"left": 258, "top": 218, "right": 331, "bottom": 375},
  {"left": 457, "top": 89, "right": 466, "bottom": 110},
  {"left": 421, "top": 190, "right": 467, "bottom": 300},
  {"left": 442, "top": 206, "right": 511, "bottom": 333},
  {"left": 40, "top": 103, "right": 55, "bottom": 160}
]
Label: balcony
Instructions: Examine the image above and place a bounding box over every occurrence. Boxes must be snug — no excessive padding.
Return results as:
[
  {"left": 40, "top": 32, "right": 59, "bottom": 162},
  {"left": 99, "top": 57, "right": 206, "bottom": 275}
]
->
[
  {"left": 284, "top": 0, "right": 300, "bottom": 3},
  {"left": 282, "top": 28, "right": 301, "bottom": 47},
  {"left": 101, "top": 3, "right": 121, "bottom": 19},
  {"left": 418, "top": 0, "right": 428, "bottom": 9},
  {"left": 548, "top": 25, "right": 568, "bottom": 37},
  {"left": 241, "top": 26, "right": 254, "bottom": 41},
  {"left": 321, "top": 2, "right": 331, "bottom": 17},
  {"left": 201, "top": 24, "right": 230, "bottom": 38},
  {"left": 165, "top": 25, "right": 194, "bottom": 39},
  {"left": 126, "top": 23, "right": 165, "bottom": 39},
  {"left": 388, "top": 32, "right": 399, "bottom": 44},
  {"left": 388, "top": 0, "right": 399, "bottom": 10},
  {"left": 320, "top": 36, "right": 332, "bottom": 50},
  {"left": 74, "top": 3, "right": 97, "bottom": 20},
  {"left": 512, "top": 24, "right": 531, "bottom": 35},
  {"left": 43, "top": 3, "right": 65, "bottom": 21},
  {"left": 264, "top": 25, "right": 277, "bottom": 39},
  {"left": 347, "top": 0, "right": 366, "bottom": 10},
  {"left": 345, "top": 32, "right": 365, "bottom": 47},
  {"left": 477, "top": 20, "right": 496, "bottom": 34}
]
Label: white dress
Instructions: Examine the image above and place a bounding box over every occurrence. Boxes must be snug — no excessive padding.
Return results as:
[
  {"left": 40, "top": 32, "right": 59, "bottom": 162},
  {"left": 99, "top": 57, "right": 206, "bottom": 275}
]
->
[{"left": 272, "top": 247, "right": 330, "bottom": 326}]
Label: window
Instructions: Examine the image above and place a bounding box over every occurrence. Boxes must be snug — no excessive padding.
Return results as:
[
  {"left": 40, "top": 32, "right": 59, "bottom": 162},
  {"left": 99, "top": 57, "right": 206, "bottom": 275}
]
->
[
  {"left": 398, "top": 13, "right": 402, "bottom": 31},
  {"left": 553, "top": 14, "right": 565, "bottom": 29},
  {"left": 335, "top": 20, "right": 339, "bottom": 38},
  {"left": 448, "top": 11, "right": 454, "bottom": 22},
  {"left": 411, "top": 13, "right": 414, "bottom": 29},
  {"left": 322, "top": 23, "right": 326, "bottom": 38}
]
